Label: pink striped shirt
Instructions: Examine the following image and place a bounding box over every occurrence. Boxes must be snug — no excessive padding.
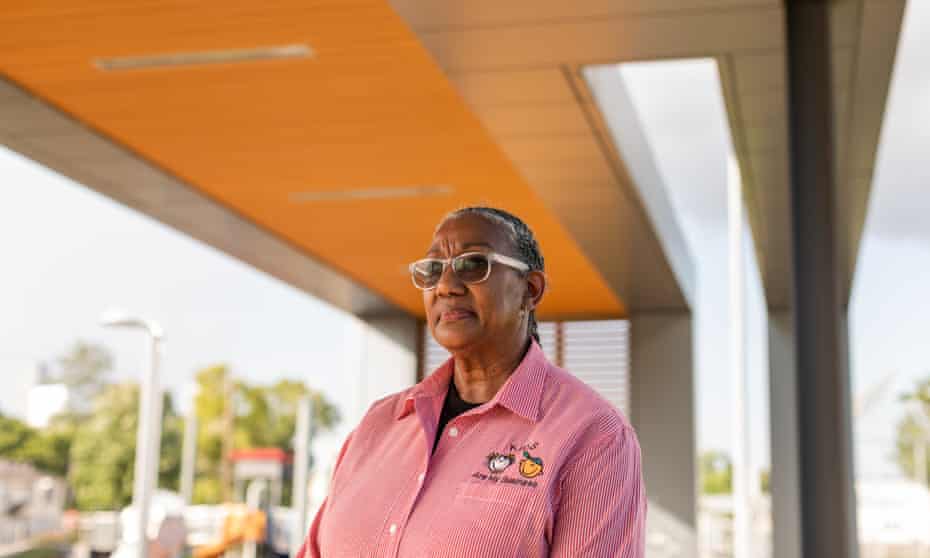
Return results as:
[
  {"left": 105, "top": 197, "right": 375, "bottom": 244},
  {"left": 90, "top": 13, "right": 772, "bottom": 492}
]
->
[{"left": 297, "top": 341, "right": 646, "bottom": 557}]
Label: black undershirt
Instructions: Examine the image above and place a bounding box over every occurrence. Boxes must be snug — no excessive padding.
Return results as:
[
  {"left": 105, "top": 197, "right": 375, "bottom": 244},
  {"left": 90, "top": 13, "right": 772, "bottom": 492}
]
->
[{"left": 432, "top": 378, "right": 481, "bottom": 454}]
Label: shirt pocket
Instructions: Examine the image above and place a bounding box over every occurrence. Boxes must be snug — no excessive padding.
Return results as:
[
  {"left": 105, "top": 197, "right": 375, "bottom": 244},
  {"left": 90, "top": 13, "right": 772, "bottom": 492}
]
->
[
  {"left": 423, "top": 481, "right": 539, "bottom": 556},
  {"left": 456, "top": 481, "right": 535, "bottom": 507}
]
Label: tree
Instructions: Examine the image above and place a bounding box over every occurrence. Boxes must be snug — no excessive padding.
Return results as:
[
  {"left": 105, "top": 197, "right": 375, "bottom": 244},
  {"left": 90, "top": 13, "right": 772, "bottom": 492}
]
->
[
  {"left": 0, "top": 412, "right": 35, "bottom": 456},
  {"left": 191, "top": 366, "right": 340, "bottom": 505},
  {"left": 700, "top": 450, "right": 733, "bottom": 494},
  {"left": 896, "top": 376, "right": 930, "bottom": 485},
  {"left": 0, "top": 412, "right": 71, "bottom": 477},
  {"left": 49, "top": 341, "right": 113, "bottom": 414},
  {"left": 0, "top": 343, "right": 116, "bottom": 478},
  {"left": 68, "top": 383, "right": 182, "bottom": 511}
]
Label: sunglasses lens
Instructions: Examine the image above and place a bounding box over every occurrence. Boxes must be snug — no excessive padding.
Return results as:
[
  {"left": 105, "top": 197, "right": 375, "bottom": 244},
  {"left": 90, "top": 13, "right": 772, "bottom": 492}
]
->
[
  {"left": 412, "top": 260, "right": 443, "bottom": 289},
  {"left": 453, "top": 253, "right": 490, "bottom": 283}
]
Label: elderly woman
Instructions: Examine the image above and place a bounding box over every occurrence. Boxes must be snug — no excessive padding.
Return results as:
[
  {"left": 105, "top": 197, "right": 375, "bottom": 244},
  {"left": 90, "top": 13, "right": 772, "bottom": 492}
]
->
[{"left": 298, "top": 207, "right": 646, "bottom": 557}]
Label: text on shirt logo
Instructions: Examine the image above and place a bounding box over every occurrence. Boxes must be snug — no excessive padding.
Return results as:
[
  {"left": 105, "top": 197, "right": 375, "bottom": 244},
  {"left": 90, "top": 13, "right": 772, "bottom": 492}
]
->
[{"left": 474, "top": 442, "right": 544, "bottom": 487}]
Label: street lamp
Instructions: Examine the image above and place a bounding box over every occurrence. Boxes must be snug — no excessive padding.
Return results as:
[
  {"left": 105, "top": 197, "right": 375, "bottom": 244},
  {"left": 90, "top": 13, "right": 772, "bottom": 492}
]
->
[{"left": 100, "top": 309, "right": 164, "bottom": 558}]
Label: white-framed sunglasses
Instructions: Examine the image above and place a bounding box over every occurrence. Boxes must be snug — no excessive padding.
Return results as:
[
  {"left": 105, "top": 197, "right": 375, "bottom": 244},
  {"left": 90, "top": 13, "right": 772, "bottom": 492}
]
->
[{"left": 408, "top": 251, "right": 529, "bottom": 290}]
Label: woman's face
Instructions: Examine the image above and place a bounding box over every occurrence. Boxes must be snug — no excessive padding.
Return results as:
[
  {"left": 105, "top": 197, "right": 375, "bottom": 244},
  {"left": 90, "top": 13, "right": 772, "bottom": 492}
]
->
[{"left": 423, "top": 214, "right": 528, "bottom": 354}]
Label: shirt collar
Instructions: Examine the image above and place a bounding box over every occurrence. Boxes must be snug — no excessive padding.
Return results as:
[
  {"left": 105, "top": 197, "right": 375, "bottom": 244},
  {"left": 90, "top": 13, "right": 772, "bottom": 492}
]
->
[{"left": 394, "top": 340, "right": 549, "bottom": 422}]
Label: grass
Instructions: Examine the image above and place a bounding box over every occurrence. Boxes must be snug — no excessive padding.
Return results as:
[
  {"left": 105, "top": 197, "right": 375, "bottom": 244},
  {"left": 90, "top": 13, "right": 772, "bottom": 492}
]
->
[{"left": 11, "top": 547, "right": 64, "bottom": 558}]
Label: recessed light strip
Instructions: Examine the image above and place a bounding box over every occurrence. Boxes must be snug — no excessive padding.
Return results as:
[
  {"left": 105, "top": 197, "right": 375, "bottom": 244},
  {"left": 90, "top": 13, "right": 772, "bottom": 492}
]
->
[
  {"left": 290, "top": 186, "right": 454, "bottom": 202},
  {"left": 94, "top": 44, "right": 313, "bottom": 71}
]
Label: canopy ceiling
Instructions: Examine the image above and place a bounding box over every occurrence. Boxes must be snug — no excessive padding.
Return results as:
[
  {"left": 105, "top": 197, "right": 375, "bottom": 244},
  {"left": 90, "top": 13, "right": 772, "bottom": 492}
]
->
[
  {"left": 0, "top": 0, "right": 903, "bottom": 319},
  {"left": 0, "top": 0, "right": 625, "bottom": 320}
]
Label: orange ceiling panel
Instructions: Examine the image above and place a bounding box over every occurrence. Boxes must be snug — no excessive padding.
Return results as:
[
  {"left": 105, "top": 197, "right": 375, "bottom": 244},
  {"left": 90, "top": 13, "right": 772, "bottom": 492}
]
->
[{"left": 0, "top": 0, "right": 625, "bottom": 320}]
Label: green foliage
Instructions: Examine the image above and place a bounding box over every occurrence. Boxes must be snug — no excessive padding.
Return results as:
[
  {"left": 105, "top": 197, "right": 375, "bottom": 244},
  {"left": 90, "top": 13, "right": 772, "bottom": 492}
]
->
[
  {"left": 700, "top": 450, "right": 733, "bottom": 494},
  {"left": 2, "top": 342, "right": 339, "bottom": 511},
  {"left": 10, "top": 547, "right": 63, "bottom": 558},
  {"left": 192, "top": 366, "right": 340, "bottom": 505},
  {"left": 68, "top": 383, "right": 183, "bottom": 511},
  {"left": 0, "top": 412, "right": 36, "bottom": 456},
  {"left": 15, "top": 429, "right": 72, "bottom": 477},
  {"left": 0, "top": 413, "right": 71, "bottom": 477},
  {"left": 896, "top": 377, "right": 930, "bottom": 485}
]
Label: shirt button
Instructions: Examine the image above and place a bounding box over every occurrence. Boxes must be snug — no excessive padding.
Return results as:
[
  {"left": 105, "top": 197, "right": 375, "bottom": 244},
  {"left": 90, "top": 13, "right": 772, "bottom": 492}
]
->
[
  {"left": 418, "top": 472, "right": 425, "bottom": 483},
  {"left": 448, "top": 427, "right": 459, "bottom": 437},
  {"left": 389, "top": 524, "right": 397, "bottom": 535}
]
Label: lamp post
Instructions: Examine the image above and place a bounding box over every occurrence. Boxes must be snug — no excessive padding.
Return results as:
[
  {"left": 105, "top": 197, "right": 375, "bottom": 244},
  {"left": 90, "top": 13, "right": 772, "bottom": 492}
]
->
[{"left": 100, "top": 309, "right": 164, "bottom": 558}]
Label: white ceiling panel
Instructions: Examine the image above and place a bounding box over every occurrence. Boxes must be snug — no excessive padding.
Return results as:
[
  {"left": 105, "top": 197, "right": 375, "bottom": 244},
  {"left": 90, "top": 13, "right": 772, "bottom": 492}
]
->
[{"left": 391, "top": 0, "right": 903, "bottom": 311}]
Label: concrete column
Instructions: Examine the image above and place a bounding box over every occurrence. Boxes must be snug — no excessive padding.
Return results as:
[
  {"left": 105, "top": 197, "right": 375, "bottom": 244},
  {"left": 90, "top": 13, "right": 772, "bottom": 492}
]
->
[
  {"left": 359, "top": 315, "right": 420, "bottom": 407},
  {"left": 786, "top": 3, "right": 858, "bottom": 557},
  {"left": 630, "top": 311, "right": 696, "bottom": 530},
  {"left": 768, "top": 310, "right": 801, "bottom": 558}
]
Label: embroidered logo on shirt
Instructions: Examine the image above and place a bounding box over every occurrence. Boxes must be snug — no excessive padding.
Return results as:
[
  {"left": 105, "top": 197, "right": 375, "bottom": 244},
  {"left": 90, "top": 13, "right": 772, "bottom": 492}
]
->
[
  {"left": 471, "top": 443, "right": 542, "bottom": 487},
  {"left": 518, "top": 450, "right": 544, "bottom": 478},
  {"left": 486, "top": 452, "right": 515, "bottom": 473}
]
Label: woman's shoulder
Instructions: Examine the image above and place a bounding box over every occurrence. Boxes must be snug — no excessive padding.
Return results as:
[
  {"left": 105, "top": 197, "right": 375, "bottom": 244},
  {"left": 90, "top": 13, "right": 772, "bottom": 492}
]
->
[
  {"left": 539, "top": 363, "right": 633, "bottom": 438},
  {"left": 359, "top": 384, "right": 419, "bottom": 423}
]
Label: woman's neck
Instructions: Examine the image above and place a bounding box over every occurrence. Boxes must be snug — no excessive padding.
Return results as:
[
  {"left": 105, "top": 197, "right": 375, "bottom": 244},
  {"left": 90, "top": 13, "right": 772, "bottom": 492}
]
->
[{"left": 451, "top": 337, "right": 531, "bottom": 404}]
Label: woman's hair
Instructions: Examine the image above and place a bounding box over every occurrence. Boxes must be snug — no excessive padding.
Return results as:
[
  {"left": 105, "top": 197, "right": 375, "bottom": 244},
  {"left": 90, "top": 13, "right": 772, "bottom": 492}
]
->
[{"left": 438, "top": 206, "right": 545, "bottom": 344}]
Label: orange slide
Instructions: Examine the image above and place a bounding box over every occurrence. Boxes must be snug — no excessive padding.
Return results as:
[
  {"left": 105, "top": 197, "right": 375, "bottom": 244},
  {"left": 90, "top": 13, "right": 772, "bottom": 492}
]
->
[{"left": 193, "top": 504, "right": 267, "bottom": 558}]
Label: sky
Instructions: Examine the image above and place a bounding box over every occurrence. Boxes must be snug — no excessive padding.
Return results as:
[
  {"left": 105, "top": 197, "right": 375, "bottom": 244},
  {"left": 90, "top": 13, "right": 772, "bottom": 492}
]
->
[
  {"left": 848, "top": 0, "right": 930, "bottom": 478},
  {"left": 2, "top": 2, "right": 928, "bottom": 483}
]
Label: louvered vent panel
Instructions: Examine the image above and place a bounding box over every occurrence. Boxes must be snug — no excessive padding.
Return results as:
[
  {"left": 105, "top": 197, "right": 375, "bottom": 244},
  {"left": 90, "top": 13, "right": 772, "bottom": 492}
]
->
[
  {"left": 420, "top": 320, "right": 630, "bottom": 416},
  {"left": 536, "top": 321, "right": 558, "bottom": 363},
  {"left": 423, "top": 330, "right": 452, "bottom": 375},
  {"left": 561, "top": 320, "right": 631, "bottom": 416}
]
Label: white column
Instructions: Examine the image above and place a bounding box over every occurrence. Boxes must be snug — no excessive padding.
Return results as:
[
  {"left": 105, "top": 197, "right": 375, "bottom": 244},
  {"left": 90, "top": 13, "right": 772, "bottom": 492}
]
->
[
  {"left": 769, "top": 310, "right": 802, "bottom": 558},
  {"left": 728, "top": 154, "right": 751, "bottom": 558},
  {"left": 359, "top": 315, "right": 419, "bottom": 407}
]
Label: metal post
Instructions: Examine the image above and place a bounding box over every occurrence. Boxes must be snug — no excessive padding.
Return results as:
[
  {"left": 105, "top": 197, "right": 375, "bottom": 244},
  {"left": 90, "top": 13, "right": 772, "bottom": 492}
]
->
[
  {"left": 147, "top": 337, "right": 164, "bottom": 507},
  {"left": 100, "top": 310, "right": 164, "bottom": 558},
  {"left": 291, "top": 397, "right": 313, "bottom": 558},
  {"left": 785, "top": 3, "right": 858, "bottom": 556},
  {"left": 180, "top": 409, "right": 198, "bottom": 504},
  {"left": 221, "top": 374, "right": 234, "bottom": 502},
  {"left": 131, "top": 332, "right": 162, "bottom": 558},
  {"left": 244, "top": 480, "right": 267, "bottom": 558},
  {"left": 133, "top": 341, "right": 155, "bottom": 558}
]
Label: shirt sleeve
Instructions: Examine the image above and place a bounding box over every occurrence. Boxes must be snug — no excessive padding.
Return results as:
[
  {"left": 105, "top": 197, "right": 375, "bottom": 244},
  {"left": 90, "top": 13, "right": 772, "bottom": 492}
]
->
[
  {"left": 550, "top": 426, "right": 647, "bottom": 558},
  {"left": 294, "top": 430, "right": 355, "bottom": 558}
]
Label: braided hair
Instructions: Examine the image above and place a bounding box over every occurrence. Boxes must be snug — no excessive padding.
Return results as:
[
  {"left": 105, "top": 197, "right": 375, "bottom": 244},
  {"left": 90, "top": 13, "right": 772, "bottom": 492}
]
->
[{"left": 438, "top": 206, "right": 545, "bottom": 344}]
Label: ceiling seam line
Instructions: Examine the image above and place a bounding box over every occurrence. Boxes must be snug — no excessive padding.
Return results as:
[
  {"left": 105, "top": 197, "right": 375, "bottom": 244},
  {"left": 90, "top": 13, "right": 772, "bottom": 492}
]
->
[
  {"left": 407, "top": 4, "right": 782, "bottom": 34},
  {"left": 435, "top": 47, "right": 790, "bottom": 75}
]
